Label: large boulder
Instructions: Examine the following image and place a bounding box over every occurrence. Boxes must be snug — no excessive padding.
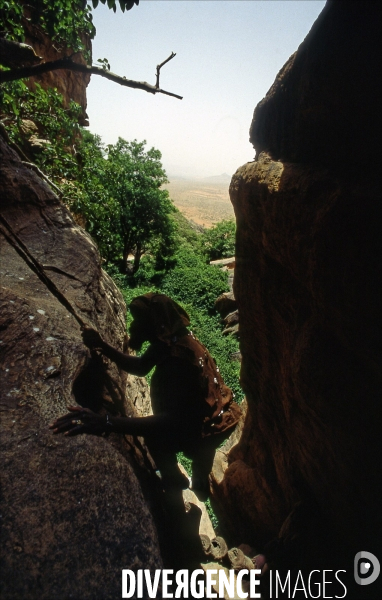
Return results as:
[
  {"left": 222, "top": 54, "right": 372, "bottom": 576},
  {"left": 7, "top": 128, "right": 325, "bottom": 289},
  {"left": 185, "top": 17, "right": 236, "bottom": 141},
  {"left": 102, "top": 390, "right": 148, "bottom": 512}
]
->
[
  {"left": 249, "top": 1, "right": 380, "bottom": 174},
  {"left": 0, "top": 135, "right": 162, "bottom": 599},
  {"left": 212, "top": 1, "right": 381, "bottom": 592}
]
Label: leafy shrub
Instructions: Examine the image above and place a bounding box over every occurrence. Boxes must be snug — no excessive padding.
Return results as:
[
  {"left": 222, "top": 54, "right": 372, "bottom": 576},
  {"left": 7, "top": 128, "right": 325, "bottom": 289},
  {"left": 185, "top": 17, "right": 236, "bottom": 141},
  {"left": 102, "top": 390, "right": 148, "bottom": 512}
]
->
[
  {"left": 160, "top": 248, "right": 229, "bottom": 310},
  {"left": 200, "top": 219, "right": 236, "bottom": 261},
  {"left": 171, "top": 209, "right": 201, "bottom": 248}
]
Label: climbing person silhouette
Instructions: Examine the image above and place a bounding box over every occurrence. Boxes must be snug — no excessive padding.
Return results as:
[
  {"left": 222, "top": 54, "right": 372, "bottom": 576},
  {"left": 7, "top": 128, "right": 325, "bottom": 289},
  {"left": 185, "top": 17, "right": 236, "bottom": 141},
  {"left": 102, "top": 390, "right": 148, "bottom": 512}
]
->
[{"left": 50, "top": 293, "right": 241, "bottom": 499}]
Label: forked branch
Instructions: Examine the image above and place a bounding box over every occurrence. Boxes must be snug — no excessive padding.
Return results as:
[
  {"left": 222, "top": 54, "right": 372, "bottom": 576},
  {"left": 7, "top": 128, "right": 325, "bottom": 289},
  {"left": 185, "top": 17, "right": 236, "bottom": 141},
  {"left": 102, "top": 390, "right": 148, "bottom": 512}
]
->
[
  {"left": 156, "top": 51, "right": 176, "bottom": 89},
  {"left": 0, "top": 52, "right": 183, "bottom": 100}
]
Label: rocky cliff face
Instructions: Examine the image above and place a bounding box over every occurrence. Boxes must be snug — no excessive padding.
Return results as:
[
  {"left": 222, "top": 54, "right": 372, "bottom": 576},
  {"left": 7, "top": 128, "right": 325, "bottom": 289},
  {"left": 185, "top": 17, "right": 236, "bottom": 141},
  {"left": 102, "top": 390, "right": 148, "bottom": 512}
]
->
[
  {"left": 22, "top": 3, "right": 91, "bottom": 124},
  {"left": 0, "top": 135, "right": 162, "bottom": 599},
  {"left": 213, "top": 0, "right": 381, "bottom": 587}
]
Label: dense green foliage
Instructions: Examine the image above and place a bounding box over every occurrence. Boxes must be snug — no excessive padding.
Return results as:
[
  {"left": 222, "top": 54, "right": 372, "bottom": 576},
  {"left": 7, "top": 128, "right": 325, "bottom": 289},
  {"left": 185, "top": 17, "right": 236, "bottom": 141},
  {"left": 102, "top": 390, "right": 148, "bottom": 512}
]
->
[
  {"left": 171, "top": 210, "right": 200, "bottom": 249},
  {"left": 200, "top": 218, "right": 236, "bottom": 262},
  {"left": 0, "top": 79, "right": 82, "bottom": 175},
  {"left": 91, "top": 1, "right": 139, "bottom": 14},
  {"left": 0, "top": 1, "right": 96, "bottom": 58},
  {"left": 0, "top": 1, "right": 138, "bottom": 60},
  {"left": 103, "top": 138, "right": 175, "bottom": 272},
  {"left": 0, "top": 1, "right": 24, "bottom": 42},
  {"left": 70, "top": 135, "right": 176, "bottom": 270},
  {"left": 67, "top": 130, "right": 123, "bottom": 261}
]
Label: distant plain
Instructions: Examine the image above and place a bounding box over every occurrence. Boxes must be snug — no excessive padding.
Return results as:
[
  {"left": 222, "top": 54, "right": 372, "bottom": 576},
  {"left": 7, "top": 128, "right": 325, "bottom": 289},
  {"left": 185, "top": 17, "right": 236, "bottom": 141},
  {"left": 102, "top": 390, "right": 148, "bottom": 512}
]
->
[{"left": 163, "top": 177, "right": 235, "bottom": 228}]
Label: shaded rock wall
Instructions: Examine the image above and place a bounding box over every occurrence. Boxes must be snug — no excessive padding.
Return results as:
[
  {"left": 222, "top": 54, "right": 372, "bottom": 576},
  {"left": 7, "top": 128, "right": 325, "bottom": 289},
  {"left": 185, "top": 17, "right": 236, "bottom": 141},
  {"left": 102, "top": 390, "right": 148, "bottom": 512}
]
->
[
  {"left": 0, "top": 135, "right": 161, "bottom": 599},
  {"left": 250, "top": 1, "right": 380, "bottom": 175},
  {"left": 214, "top": 0, "right": 381, "bottom": 586}
]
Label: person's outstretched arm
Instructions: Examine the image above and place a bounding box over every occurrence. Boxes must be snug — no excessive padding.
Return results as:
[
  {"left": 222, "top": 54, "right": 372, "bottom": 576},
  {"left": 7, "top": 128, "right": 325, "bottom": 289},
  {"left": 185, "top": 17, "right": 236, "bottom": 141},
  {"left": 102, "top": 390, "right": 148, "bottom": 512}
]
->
[
  {"left": 81, "top": 327, "right": 157, "bottom": 376},
  {"left": 49, "top": 405, "right": 174, "bottom": 437}
]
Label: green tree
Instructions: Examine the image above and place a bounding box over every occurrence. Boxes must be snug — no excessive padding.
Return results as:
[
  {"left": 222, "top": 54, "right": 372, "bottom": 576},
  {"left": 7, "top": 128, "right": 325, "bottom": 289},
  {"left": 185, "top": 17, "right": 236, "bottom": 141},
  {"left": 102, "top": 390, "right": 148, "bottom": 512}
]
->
[
  {"left": 65, "top": 130, "right": 122, "bottom": 262},
  {"left": 0, "top": 76, "right": 176, "bottom": 272},
  {"left": 200, "top": 219, "right": 236, "bottom": 262},
  {"left": 103, "top": 138, "right": 175, "bottom": 273}
]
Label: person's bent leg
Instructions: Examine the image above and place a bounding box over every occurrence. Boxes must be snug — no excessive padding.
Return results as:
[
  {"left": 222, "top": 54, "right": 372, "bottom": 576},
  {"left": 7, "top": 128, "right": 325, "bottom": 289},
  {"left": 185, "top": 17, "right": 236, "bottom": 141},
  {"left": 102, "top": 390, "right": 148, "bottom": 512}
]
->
[
  {"left": 147, "top": 438, "right": 190, "bottom": 491},
  {"left": 189, "top": 431, "right": 233, "bottom": 500}
]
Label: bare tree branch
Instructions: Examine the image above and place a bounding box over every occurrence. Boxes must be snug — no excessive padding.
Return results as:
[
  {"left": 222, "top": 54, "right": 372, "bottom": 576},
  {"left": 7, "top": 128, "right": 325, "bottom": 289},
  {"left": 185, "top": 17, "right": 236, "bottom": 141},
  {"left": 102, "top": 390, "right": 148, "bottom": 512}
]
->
[
  {"left": 0, "top": 56, "right": 183, "bottom": 100},
  {"left": 156, "top": 51, "right": 176, "bottom": 88}
]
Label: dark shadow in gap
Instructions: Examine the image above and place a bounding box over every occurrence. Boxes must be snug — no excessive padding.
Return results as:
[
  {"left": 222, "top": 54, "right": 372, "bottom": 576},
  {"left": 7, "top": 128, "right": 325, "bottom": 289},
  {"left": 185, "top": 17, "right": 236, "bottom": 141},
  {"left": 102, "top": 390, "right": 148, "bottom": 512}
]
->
[{"left": 71, "top": 351, "right": 106, "bottom": 412}]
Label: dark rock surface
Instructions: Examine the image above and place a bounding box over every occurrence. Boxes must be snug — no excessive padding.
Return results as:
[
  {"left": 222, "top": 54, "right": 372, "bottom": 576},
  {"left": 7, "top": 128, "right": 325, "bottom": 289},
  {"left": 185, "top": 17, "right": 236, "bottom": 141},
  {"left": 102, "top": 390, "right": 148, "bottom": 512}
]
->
[
  {"left": 250, "top": 1, "right": 381, "bottom": 174},
  {"left": 0, "top": 135, "right": 162, "bottom": 599},
  {"left": 212, "top": 0, "right": 381, "bottom": 590},
  {"left": 214, "top": 291, "right": 237, "bottom": 317}
]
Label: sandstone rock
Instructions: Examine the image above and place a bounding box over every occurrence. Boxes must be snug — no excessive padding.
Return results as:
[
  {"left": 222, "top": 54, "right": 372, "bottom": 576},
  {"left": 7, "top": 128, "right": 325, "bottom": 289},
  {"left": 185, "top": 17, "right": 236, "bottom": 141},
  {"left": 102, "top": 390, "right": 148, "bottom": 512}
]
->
[
  {"left": 210, "top": 257, "right": 236, "bottom": 269},
  {"left": 183, "top": 490, "right": 215, "bottom": 541},
  {"left": 200, "top": 534, "right": 212, "bottom": 554},
  {"left": 223, "top": 310, "right": 239, "bottom": 328},
  {"left": 208, "top": 536, "right": 228, "bottom": 561},
  {"left": 0, "top": 135, "right": 162, "bottom": 599},
  {"left": 227, "top": 269, "right": 234, "bottom": 292},
  {"left": 28, "top": 135, "right": 51, "bottom": 150},
  {"left": 237, "top": 543, "right": 257, "bottom": 559},
  {"left": 222, "top": 322, "right": 239, "bottom": 338},
  {"left": 227, "top": 547, "right": 254, "bottom": 571},
  {"left": 20, "top": 119, "right": 38, "bottom": 137},
  {"left": 222, "top": 310, "right": 239, "bottom": 338},
  {"left": 126, "top": 374, "right": 152, "bottom": 417},
  {"left": 210, "top": 398, "right": 247, "bottom": 489},
  {"left": 214, "top": 291, "right": 237, "bottom": 317},
  {"left": 212, "top": 1, "right": 381, "bottom": 577},
  {"left": 178, "top": 464, "right": 215, "bottom": 540}
]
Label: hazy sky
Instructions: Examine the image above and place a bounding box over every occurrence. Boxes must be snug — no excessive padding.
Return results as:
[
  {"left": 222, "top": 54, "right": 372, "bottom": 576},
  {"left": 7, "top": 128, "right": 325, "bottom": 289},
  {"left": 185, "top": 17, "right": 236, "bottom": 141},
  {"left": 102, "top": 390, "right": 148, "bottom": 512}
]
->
[{"left": 86, "top": 0, "right": 326, "bottom": 179}]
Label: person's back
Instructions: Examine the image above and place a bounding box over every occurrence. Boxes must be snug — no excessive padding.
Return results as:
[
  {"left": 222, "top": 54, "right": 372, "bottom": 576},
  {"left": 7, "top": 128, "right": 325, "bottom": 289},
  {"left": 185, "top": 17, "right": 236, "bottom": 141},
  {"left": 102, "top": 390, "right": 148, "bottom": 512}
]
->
[{"left": 148, "top": 339, "right": 205, "bottom": 443}]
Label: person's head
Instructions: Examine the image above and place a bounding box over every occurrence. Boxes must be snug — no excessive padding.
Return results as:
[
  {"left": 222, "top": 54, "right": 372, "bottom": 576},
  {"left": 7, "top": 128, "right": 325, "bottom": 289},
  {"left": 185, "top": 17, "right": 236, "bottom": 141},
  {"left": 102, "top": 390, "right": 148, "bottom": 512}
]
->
[
  {"left": 128, "top": 293, "right": 190, "bottom": 350},
  {"left": 128, "top": 303, "right": 155, "bottom": 350}
]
